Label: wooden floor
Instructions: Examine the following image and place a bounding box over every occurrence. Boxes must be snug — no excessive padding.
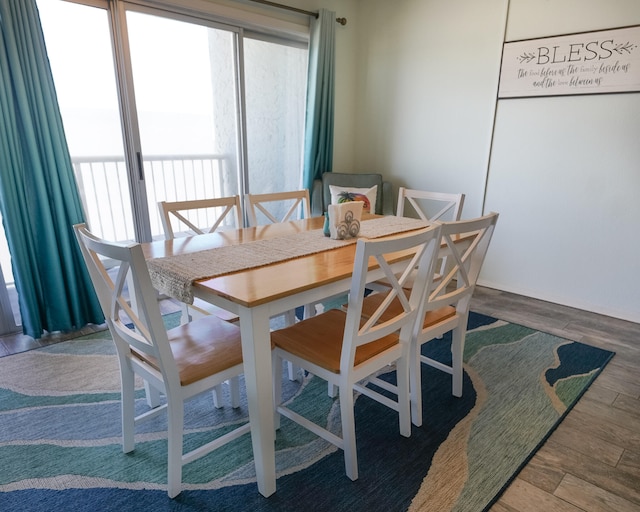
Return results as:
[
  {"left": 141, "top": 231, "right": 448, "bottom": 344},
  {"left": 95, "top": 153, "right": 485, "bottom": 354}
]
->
[{"left": 1, "top": 286, "right": 638, "bottom": 510}]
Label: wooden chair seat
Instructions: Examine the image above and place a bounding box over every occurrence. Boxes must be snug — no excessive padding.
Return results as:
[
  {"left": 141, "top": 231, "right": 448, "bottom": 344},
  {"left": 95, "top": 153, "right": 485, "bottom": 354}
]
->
[
  {"left": 134, "top": 315, "right": 243, "bottom": 386},
  {"left": 272, "top": 309, "right": 399, "bottom": 374}
]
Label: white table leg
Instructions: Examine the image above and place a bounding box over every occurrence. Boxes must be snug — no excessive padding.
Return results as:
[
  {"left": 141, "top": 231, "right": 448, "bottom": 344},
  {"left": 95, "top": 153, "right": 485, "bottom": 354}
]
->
[{"left": 238, "top": 305, "right": 277, "bottom": 497}]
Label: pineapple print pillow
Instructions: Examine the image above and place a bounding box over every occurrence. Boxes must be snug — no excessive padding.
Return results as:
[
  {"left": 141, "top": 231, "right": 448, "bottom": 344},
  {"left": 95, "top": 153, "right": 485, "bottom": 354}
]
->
[{"left": 329, "top": 185, "right": 377, "bottom": 214}]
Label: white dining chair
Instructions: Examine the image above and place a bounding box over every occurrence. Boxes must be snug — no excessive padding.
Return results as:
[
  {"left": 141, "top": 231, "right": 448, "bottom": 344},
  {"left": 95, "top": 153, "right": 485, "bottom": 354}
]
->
[
  {"left": 271, "top": 223, "right": 443, "bottom": 480},
  {"left": 158, "top": 196, "right": 242, "bottom": 324},
  {"left": 360, "top": 212, "right": 499, "bottom": 426},
  {"left": 73, "top": 223, "right": 252, "bottom": 498}
]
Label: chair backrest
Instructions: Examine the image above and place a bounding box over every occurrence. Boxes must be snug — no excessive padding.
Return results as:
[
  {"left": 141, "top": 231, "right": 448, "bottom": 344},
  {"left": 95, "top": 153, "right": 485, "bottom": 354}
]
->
[
  {"left": 244, "top": 190, "right": 311, "bottom": 227},
  {"left": 321, "top": 172, "right": 384, "bottom": 215},
  {"left": 397, "top": 187, "right": 465, "bottom": 223},
  {"left": 158, "top": 196, "right": 243, "bottom": 240},
  {"left": 421, "top": 212, "right": 498, "bottom": 319},
  {"left": 340, "top": 224, "right": 442, "bottom": 372},
  {"left": 73, "top": 223, "right": 179, "bottom": 386}
]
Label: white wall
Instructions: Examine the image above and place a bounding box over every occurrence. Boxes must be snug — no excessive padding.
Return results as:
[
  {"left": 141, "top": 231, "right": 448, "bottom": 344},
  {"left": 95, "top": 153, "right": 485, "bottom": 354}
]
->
[
  {"left": 483, "top": 94, "right": 640, "bottom": 321},
  {"left": 351, "top": 0, "right": 507, "bottom": 218},
  {"left": 286, "top": 0, "right": 640, "bottom": 322},
  {"left": 482, "top": 1, "right": 640, "bottom": 322}
]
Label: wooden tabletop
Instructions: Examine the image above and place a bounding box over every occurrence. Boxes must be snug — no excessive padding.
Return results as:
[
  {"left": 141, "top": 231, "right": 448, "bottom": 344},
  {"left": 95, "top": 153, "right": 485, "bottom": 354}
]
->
[{"left": 143, "top": 215, "right": 429, "bottom": 308}]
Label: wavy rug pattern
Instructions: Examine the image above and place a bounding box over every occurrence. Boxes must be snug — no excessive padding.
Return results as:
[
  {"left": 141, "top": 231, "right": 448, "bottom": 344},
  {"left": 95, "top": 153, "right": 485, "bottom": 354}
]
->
[{"left": 0, "top": 312, "right": 613, "bottom": 512}]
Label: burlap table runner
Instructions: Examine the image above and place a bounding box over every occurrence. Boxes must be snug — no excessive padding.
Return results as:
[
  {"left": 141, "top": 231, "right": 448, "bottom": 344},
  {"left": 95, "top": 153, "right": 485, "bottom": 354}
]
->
[{"left": 148, "top": 216, "right": 428, "bottom": 303}]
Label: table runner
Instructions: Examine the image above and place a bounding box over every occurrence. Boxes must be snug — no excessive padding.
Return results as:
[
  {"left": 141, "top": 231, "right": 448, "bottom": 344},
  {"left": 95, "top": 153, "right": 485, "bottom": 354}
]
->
[{"left": 148, "top": 216, "right": 428, "bottom": 304}]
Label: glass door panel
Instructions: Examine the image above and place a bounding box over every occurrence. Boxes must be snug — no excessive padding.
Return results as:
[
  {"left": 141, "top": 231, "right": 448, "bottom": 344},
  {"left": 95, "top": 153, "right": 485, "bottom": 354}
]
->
[
  {"left": 125, "top": 11, "right": 242, "bottom": 238},
  {"left": 38, "top": 0, "right": 136, "bottom": 242},
  {"left": 244, "top": 38, "right": 307, "bottom": 219}
]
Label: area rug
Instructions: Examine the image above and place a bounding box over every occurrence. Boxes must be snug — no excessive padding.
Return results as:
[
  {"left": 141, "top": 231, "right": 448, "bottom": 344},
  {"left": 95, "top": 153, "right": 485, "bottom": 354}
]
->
[{"left": 0, "top": 312, "right": 614, "bottom": 512}]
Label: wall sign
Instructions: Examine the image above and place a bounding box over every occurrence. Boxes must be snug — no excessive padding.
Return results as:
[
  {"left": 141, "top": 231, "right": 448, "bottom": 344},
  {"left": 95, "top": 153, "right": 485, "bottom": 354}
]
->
[{"left": 498, "top": 25, "right": 640, "bottom": 98}]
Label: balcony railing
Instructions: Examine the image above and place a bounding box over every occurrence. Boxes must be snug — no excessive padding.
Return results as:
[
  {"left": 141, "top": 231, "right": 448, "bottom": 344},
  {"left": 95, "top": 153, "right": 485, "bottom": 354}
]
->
[{"left": 71, "top": 154, "right": 234, "bottom": 242}]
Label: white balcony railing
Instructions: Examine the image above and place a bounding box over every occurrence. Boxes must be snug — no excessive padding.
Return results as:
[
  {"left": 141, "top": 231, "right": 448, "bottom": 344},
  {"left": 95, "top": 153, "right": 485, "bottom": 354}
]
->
[{"left": 71, "top": 154, "right": 234, "bottom": 242}]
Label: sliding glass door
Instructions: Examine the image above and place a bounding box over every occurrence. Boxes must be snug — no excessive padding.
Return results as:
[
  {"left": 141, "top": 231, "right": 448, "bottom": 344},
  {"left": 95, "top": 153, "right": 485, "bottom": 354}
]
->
[
  {"left": 125, "top": 9, "right": 243, "bottom": 237},
  {"left": 0, "top": 0, "right": 307, "bottom": 330},
  {"left": 36, "top": 0, "right": 307, "bottom": 243}
]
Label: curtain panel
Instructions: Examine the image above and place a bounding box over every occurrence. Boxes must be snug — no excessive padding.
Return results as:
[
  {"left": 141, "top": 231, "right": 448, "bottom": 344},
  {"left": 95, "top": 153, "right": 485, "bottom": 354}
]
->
[
  {"left": 0, "top": 0, "right": 103, "bottom": 338},
  {"left": 302, "top": 8, "right": 335, "bottom": 195}
]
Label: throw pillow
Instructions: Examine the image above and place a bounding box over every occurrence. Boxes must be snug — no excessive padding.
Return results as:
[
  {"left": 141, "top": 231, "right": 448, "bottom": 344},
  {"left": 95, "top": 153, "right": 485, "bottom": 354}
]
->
[{"left": 329, "top": 185, "right": 377, "bottom": 214}]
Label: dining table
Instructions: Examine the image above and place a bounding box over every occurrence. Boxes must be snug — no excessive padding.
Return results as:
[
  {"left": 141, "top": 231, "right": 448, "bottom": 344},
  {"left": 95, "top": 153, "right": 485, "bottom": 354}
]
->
[{"left": 141, "top": 214, "right": 432, "bottom": 497}]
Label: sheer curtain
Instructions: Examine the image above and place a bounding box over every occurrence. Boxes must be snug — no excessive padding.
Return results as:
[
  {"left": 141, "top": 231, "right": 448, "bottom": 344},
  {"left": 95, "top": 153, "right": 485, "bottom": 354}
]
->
[
  {"left": 0, "top": 0, "right": 103, "bottom": 338},
  {"left": 302, "top": 8, "right": 336, "bottom": 194}
]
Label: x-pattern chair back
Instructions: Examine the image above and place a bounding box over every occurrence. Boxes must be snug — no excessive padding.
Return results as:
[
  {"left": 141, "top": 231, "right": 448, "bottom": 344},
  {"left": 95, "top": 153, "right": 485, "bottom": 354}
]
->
[
  {"left": 74, "top": 226, "right": 165, "bottom": 364},
  {"left": 341, "top": 227, "right": 445, "bottom": 381},
  {"left": 397, "top": 187, "right": 465, "bottom": 277},
  {"left": 355, "top": 234, "right": 437, "bottom": 341},
  {"left": 244, "top": 190, "right": 311, "bottom": 226},
  {"left": 158, "top": 196, "right": 243, "bottom": 240},
  {"left": 397, "top": 187, "right": 465, "bottom": 223},
  {"left": 426, "top": 212, "right": 498, "bottom": 312}
]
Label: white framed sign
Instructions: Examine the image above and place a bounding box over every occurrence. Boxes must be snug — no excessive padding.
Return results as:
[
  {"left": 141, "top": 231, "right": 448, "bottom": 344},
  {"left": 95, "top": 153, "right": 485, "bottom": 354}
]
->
[{"left": 498, "top": 25, "right": 640, "bottom": 98}]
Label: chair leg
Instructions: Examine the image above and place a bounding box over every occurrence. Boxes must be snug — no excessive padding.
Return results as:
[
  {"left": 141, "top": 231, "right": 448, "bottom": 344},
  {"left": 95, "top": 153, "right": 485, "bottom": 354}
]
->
[
  {"left": 144, "top": 379, "right": 163, "bottom": 408},
  {"left": 228, "top": 376, "right": 241, "bottom": 408},
  {"left": 166, "top": 398, "right": 184, "bottom": 499},
  {"left": 410, "top": 343, "right": 423, "bottom": 427},
  {"left": 212, "top": 378, "right": 241, "bottom": 408},
  {"left": 273, "top": 353, "right": 283, "bottom": 431},
  {"left": 120, "top": 364, "right": 136, "bottom": 453},
  {"left": 451, "top": 327, "right": 464, "bottom": 398},
  {"left": 180, "top": 303, "right": 192, "bottom": 325},
  {"left": 339, "top": 384, "right": 358, "bottom": 481},
  {"left": 283, "top": 309, "right": 296, "bottom": 325},
  {"left": 283, "top": 309, "right": 302, "bottom": 381},
  {"left": 212, "top": 384, "right": 224, "bottom": 409},
  {"left": 287, "top": 304, "right": 318, "bottom": 381},
  {"left": 303, "top": 303, "right": 316, "bottom": 318},
  {"left": 396, "top": 355, "right": 412, "bottom": 438},
  {"left": 287, "top": 361, "right": 300, "bottom": 381}
]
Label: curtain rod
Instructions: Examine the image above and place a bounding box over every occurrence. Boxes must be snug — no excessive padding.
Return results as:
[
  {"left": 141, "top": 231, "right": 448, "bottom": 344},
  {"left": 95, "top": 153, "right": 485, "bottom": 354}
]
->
[{"left": 248, "top": 0, "right": 347, "bottom": 25}]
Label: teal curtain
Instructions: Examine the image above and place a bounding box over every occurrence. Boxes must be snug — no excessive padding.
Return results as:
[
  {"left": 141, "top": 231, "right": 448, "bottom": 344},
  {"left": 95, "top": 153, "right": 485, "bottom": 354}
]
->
[
  {"left": 0, "top": 0, "right": 104, "bottom": 338},
  {"left": 302, "top": 8, "right": 336, "bottom": 193}
]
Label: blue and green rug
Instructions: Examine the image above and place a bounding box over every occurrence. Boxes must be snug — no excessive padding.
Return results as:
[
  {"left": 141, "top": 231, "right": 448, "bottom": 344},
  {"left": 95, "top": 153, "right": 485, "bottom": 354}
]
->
[{"left": 0, "top": 312, "right": 614, "bottom": 511}]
